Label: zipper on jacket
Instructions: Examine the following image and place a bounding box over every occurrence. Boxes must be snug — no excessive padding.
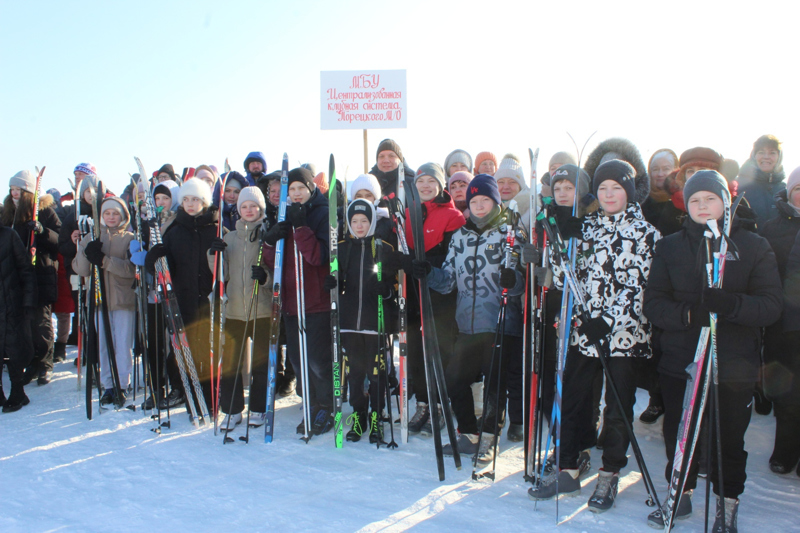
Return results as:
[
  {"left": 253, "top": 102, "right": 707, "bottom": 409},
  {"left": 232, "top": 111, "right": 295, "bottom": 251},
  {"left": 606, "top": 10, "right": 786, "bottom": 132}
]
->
[
  {"left": 470, "top": 232, "right": 480, "bottom": 333},
  {"left": 356, "top": 240, "right": 365, "bottom": 330}
]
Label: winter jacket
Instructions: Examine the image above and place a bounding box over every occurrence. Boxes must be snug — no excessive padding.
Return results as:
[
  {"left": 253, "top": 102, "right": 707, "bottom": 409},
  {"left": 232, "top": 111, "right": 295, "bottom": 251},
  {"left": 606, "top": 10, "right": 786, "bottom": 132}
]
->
[
  {"left": 338, "top": 235, "right": 397, "bottom": 333},
  {"left": 73, "top": 199, "right": 136, "bottom": 312},
  {"left": 644, "top": 217, "right": 783, "bottom": 382},
  {"left": 58, "top": 200, "right": 91, "bottom": 277},
  {"left": 428, "top": 208, "right": 525, "bottom": 335},
  {"left": 641, "top": 196, "right": 685, "bottom": 237},
  {"left": 552, "top": 203, "right": 660, "bottom": 358},
  {"left": 161, "top": 206, "right": 220, "bottom": 325},
  {"left": 209, "top": 217, "right": 272, "bottom": 321},
  {"left": 780, "top": 229, "right": 800, "bottom": 333},
  {"left": 369, "top": 160, "right": 415, "bottom": 203},
  {"left": 3, "top": 193, "right": 61, "bottom": 305},
  {"left": 759, "top": 191, "right": 800, "bottom": 280},
  {"left": 263, "top": 188, "right": 330, "bottom": 316},
  {"left": 739, "top": 167, "right": 786, "bottom": 227},
  {"left": 243, "top": 152, "right": 267, "bottom": 186},
  {"left": 0, "top": 226, "right": 38, "bottom": 365},
  {"left": 404, "top": 190, "right": 465, "bottom": 260}
]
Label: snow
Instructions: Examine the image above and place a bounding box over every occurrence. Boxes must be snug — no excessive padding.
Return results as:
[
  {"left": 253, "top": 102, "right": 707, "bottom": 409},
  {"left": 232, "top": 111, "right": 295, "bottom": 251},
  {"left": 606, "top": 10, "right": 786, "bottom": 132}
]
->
[{"left": 3, "top": 347, "right": 799, "bottom": 533}]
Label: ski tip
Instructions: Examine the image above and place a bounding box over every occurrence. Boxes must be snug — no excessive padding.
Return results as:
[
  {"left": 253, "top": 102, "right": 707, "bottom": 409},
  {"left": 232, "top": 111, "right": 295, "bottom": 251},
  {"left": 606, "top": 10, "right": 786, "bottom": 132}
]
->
[{"left": 282, "top": 152, "right": 288, "bottom": 160}]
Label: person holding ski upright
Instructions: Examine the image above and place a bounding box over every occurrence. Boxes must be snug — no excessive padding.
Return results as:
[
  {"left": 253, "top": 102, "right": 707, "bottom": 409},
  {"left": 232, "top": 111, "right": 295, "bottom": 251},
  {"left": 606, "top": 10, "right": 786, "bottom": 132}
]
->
[
  {"left": 423, "top": 174, "right": 525, "bottom": 461},
  {"left": 74, "top": 196, "right": 136, "bottom": 405},
  {"left": 764, "top": 166, "right": 800, "bottom": 475},
  {"left": 327, "top": 199, "right": 397, "bottom": 443},
  {"left": 529, "top": 159, "right": 660, "bottom": 513},
  {"left": 210, "top": 186, "right": 272, "bottom": 430},
  {"left": 4, "top": 170, "right": 61, "bottom": 386},
  {"left": 0, "top": 215, "right": 38, "bottom": 412},
  {"left": 644, "top": 170, "right": 781, "bottom": 531},
  {"left": 262, "top": 167, "right": 334, "bottom": 436},
  {"left": 145, "top": 178, "right": 219, "bottom": 414},
  {"left": 386, "top": 162, "right": 465, "bottom": 436}
]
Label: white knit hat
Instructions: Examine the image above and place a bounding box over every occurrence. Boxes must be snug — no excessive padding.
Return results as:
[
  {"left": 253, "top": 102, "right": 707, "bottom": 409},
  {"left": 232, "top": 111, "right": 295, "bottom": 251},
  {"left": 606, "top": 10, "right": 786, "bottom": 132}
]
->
[
  {"left": 178, "top": 178, "right": 212, "bottom": 207},
  {"left": 349, "top": 174, "right": 382, "bottom": 205},
  {"left": 9, "top": 170, "right": 37, "bottom": 193},
  {"left": 493, "top": 153, "right": 528, "bottom": 191},
  {"left": 237, "top": 186, "right": 266, "bottom": 214}
]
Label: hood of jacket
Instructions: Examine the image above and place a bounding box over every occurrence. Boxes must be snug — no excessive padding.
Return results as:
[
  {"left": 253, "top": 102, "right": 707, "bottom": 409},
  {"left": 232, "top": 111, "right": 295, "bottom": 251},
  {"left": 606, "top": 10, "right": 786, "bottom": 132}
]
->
[{"left": 584, "top": 137, "right": 650, "bottom": 204}]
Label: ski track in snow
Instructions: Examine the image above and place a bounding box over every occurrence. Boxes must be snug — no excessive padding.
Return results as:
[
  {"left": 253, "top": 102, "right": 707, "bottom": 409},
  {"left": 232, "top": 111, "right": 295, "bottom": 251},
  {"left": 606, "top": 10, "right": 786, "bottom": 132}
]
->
[{"left": 2, "top": 346, "right": 799, "bottom": 533}]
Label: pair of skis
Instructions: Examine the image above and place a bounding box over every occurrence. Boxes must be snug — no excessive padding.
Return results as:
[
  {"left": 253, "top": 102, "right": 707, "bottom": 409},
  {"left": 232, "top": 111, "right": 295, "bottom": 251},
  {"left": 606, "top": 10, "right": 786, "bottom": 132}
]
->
[{"left": 210, "top": 162, "right": 229, "bottom": 435}]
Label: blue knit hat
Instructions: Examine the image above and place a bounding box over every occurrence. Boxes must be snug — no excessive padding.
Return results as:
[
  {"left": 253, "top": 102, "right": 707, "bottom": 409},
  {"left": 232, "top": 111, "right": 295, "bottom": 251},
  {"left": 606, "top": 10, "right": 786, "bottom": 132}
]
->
[{"left": 466, "top": 174, "right": 502, "bottom": 206}]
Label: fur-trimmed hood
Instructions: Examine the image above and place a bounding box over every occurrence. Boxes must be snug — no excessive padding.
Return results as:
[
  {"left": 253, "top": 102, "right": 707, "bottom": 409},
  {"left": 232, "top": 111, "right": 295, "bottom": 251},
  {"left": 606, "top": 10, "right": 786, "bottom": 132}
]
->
[
  {"left": 583, "top": 138, "right": 650, "bottom": 204},
  {"left": 2, "top": 193, "right": 55, "bottom": 226}
]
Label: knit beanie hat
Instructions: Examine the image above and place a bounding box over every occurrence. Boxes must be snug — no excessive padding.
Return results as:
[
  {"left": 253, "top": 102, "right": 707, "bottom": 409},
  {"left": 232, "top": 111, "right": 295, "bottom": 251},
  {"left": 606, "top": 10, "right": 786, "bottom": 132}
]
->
[
  {"left": 9, "top": 170, "right": 37, "bottom": 193},
  {"left": 47, "top": 188, "right": 62, "bottom": 204},
  {"left": 236, "top": 186, "right": 266, "bottom": 215},
  {"left": 549, "top": 151, "right": 578, "bottom": 170},
  {"left": 720, "top": 159, "right": 740, "bottom": 183},
  {"left": 376, "top": 139, "right": 403, "bottom": 162},
  {"left": 313, "top": 172, "right": 329, "bottom": 194},
  {"left": 493, "top": 153, "right": 527, "bottom": 190},
  {"left": 156, "top": 163, "right": 176, "bottom": 181},
  {"left": 74, "top": 162, "right": 97, "bottom": 176},
  {"left": 550, "top": 164, "right": 591, "bottom": 198},
  {"left": 683, "top": 170, "right": 731, "bottom": 206},
  {"left": 347, "top": 198, "right": 377, "bottom": 237},
  {"left": 787, "top": 167, "right": 800, "bottom": 199},
  {"left": 287, "top": 167, "right": 316, "bottom": 192},
  {"left": 154, "top": 179, "right": 179, "bottom": 198},
  {"left": 474, "top": 151, "right": 498, "bottom": 173},
  {"left": 444, "top": 149, "right": 473, "bottom": 177},
  {"left": 466, "top": 174, "right": 502, "bottom": 206},
  {"left": 415, "top": 162, "right": 446, "bottom": 192},
  {"left": 350, "top": 173, "right": 382, "bottom": 204},
  {"left": 448, "top": 171, "right": 474, "bottom": 189},
  {"left": 100, "top": 197, "right": 130, "bottom": 227},
  {"left": 78, "top": 174, "right": 98, "bottom": 199},
  {"left": 178, "top": 178, "right": 212, "bottom": 207},
  {"left": 592, "top": 160, "right": 636, "bottom": 203}
]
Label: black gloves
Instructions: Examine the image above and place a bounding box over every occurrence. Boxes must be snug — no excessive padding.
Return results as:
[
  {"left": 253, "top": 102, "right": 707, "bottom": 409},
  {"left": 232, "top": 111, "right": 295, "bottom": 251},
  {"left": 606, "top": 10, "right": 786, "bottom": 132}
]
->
[
  {"left": 323, "top": 274, "right": 338, "bottom": 291},
  {"left": 145, "top": 243, "right": 167, "bottom": 274},
  {"left": 251, "top": 265, "right": 268, "bottom": 285},
  {"left": 208, "top": 237, "right": 226, "bottom": 254},
  {"left": 84, "top": 240, "right": 105, "bottom": 267},
  {"left": 264, "top": 220, "right": 291, "bottom": 246},
  {"left": 28, "top": 220, "right": 43, "bottom": 234},
  {"left": 687, "top": 303, "right": 711, "bottom": 328},
  {"left": 383, "top": 251, "right": 414, "bottom": 274},
  {"left": 578, "top": 317, "right": 611, "bottom": 345},
  {"left": 557, "top": 215, "right": 583, "bottom": 240},
  {"left": 369, "top": 277, "right": 393, "bottom": 298},
  {"left": 499, "top": 267, "right": 517, "bottom": 289},
  {"left": 521, "top": 243, "right": 540, "bottom": 265},
  {"left": 411, "top": 259, "right": 431, "bottom": 280},
  {"left": 702, "top": 287, "right": 738, "bottom": 316},
  {"left": 286, "top": 203, "right": 307, "bottom": 228}
]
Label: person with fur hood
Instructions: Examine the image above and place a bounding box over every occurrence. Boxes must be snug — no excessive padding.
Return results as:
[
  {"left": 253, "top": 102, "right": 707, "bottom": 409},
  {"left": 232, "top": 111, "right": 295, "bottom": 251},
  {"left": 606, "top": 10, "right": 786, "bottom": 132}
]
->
[
  {"left": 74, "top": 196, "right": 136, "bottom": 405},
  {"left": 4, "top": 170, "right": 62, "bottom": 386},
  {"left": 738, "top": 134, "right": 786, "bottom": 226},
  {"left": 529, "top": 160, "right": 660, "bottom": 513},
  {"left": 0, "top": 217, "right": 38, "bottom": 412}
]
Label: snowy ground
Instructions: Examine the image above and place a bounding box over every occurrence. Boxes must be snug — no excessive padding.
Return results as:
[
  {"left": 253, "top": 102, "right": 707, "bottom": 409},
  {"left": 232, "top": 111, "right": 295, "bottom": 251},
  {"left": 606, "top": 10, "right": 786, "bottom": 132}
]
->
[{"left": 2, "top": 346, "right": 799, "bottom": 533}]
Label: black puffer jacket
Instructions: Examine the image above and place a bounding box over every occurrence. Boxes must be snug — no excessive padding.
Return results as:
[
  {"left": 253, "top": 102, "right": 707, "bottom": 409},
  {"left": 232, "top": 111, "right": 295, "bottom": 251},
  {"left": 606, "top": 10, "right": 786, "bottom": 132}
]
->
[
  {"left": 369, "top": 160, "right": 415, "bottom": 202},
  {"left": 338, "top": 235, "right": 397, "bottom": 332},
  {"left": 2, "top": 194, "right": 61, "bottom": 305},
  {"left": 162, "top": 206, "right": 219, "bottom": 325},
  {"left": 58, "top": 200, "right": 91, "bottom": 276},
  {"left": 641, "top": 197, "right": 685, "bottom": 237},
  {"left": 644, "top": 217, "right": 782, "bottom": 382},
  {"left": 0, "top": 226, "right": 38, "bottom": 365},
  {"left": 759, "top": 191, "right": 800, "bottom": 279}
]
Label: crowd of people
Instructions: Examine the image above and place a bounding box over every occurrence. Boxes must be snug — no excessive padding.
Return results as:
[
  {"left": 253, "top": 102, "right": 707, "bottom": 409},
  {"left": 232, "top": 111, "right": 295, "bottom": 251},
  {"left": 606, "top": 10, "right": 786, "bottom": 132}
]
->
[{"left": 1, "top": 134, "right": 798, "bottom": 532}]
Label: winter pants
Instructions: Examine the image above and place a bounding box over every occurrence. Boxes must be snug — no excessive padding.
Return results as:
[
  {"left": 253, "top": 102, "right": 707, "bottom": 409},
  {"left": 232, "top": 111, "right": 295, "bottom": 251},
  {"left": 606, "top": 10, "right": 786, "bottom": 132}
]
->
[
  {"left": 55, "top": 312, "right": 71, "bottom": 343},
  {"left": 284, "top": 312, "right": 332, "bottom": 410},
  {"left": 507, "top": 342, "right": 524, "bottom": 425},
  {"left": 342, "top": 332, "right": 386, "bottom": 415},
  {"left": 407, "top": 289, "right": 457, "bottom": 405},
  {"left": 765, "top": 331, "right": 800, "bottom": 467},
  {"left": 144, "top": 303, "right": 182, "bottom": 400},
  {"left": 219, "top": 318, "right": 270, "bottom": 415},
  {"left": 97, "top": 308, "right": 134, "bottom": 390},
  {"left": 637, "top": 327, "right": 663, "bottom": 407},
  {"left": 446, "top": 332, "right": 520, "bottom": 436},
  {"left": 560, "top": 353, "right": 640, "bottom": 472},
  {"left": 28, "top": 304, "right": 54, "bottom": 373},
  {"left": 660, "top": 374, "right": 754, "bottom": 498}
]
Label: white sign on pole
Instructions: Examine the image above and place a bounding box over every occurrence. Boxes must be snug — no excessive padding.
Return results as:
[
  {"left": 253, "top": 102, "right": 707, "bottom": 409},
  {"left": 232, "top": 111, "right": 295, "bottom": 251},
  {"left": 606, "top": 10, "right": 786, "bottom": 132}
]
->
[{"left": 320, "top": 69, "right": 407, "bottom": 130}]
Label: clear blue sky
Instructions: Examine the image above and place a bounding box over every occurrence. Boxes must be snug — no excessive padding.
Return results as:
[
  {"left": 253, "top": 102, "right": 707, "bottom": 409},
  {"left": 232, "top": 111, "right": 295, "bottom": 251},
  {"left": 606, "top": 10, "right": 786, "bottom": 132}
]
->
[{"left": 2, "top": 0, "right": 797, "bottom": 196}]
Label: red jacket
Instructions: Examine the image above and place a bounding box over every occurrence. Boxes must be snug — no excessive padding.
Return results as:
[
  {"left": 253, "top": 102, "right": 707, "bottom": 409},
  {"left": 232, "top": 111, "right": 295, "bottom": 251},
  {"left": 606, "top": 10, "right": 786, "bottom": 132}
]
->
[{"left": 405, "top": 191, "right": 465, "bottom": 254}]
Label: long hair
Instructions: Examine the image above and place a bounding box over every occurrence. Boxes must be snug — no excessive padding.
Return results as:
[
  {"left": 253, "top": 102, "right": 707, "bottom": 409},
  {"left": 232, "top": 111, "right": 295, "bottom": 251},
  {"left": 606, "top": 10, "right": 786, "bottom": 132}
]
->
[{"left": 2, "top": 190, "right": 34, "bottom": 227}]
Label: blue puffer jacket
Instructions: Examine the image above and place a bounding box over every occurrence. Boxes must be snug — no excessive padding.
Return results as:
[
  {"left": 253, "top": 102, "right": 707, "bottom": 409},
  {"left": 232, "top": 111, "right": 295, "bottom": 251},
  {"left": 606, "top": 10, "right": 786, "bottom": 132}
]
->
[{"left": 428, "top": 208, "right": 525, "bottom": 336}]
